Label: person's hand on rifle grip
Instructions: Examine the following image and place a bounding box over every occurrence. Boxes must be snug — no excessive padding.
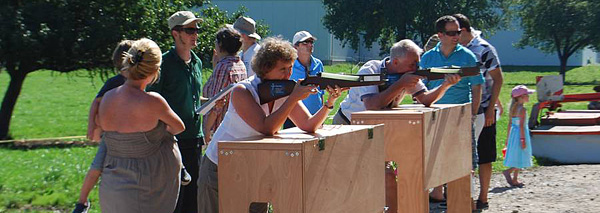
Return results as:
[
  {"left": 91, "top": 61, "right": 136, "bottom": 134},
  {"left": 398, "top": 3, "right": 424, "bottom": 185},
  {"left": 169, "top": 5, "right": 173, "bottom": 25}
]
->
[
  {"left": 396, "top": 73, "right": 422, "bottom": 89},
  {"left": 213, "top": 98, "right": 228, "bottom": 113},
  {"left": 325, "top": 85, "right": 348, "bottom": 104},
  {"left": 290, "top": 79, "right": 318, "bottom": 102},
  {"left": 442, "top": 74, "right": 461, "bottom": 86}
]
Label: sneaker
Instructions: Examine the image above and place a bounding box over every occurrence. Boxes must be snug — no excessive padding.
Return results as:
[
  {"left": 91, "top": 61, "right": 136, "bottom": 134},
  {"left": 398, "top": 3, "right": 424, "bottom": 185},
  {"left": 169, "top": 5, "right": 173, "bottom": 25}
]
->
[
  {"left": 475, "top": 200, "right": 489, "bottom": 210},
  {"left": 72, "top": 201, "right": 90, "bottom": 213},
  {"left": 181, "top": 168, "right": 192, "bottom": 186}
]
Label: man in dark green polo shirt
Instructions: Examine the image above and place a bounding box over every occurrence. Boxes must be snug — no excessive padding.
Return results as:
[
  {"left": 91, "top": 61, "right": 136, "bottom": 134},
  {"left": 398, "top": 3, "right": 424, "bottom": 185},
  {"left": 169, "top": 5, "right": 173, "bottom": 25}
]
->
[{"left": 147, "top": 11, "right": 203, "bottom": 213}]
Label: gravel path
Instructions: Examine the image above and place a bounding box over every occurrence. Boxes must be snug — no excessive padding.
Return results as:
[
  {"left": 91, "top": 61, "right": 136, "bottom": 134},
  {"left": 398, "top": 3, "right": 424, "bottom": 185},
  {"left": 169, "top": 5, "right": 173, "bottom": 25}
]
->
[{"left": 431, "top": 164, "right": 600, "bottom": 213}]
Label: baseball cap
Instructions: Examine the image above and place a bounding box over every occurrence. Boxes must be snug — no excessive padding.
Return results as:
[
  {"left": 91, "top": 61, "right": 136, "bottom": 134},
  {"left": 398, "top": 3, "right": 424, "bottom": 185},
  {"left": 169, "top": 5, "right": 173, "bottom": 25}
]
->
[
  {"left": 292, "top": 31, "right": 317, "bottom": 45},
  {"left": 168, "top": 11, "right": 203, "bottom": 30},
  {"left": 511, "top": 85, "right": 535, "bottom": 98},
  {"left": 233, "top": 17, "right": 261, "bottom": 40}
]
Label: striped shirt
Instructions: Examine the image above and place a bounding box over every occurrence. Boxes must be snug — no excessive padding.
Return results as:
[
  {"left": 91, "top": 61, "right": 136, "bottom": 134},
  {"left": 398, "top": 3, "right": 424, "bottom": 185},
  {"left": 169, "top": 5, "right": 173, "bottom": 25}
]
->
[{"left": 202, "top": 56, "right": 247, "bottom": 133}]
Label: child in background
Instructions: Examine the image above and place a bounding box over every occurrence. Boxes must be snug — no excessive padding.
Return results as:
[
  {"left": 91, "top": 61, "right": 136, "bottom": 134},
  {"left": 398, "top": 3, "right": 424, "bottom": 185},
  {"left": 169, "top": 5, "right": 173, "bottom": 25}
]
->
[
  {"left": 502, "top": 85, "right": 534, "bottom": 187},
  {"left": 73, "top": 40, "right": 134, "bottom": 213}
]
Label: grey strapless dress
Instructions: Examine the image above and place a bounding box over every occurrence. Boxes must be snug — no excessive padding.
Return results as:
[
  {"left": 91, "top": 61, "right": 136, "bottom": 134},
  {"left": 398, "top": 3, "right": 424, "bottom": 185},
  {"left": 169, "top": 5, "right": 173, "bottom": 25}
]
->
[{"left": 99, "top": 121, "right": 181, "bottom": 213}]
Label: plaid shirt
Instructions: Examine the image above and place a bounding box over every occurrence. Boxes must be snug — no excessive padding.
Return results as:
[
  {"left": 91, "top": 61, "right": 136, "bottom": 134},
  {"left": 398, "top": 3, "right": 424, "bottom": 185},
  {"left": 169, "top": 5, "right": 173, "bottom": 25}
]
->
[{"left": 202, "top": 56, "right": 247, "bottom": 133}]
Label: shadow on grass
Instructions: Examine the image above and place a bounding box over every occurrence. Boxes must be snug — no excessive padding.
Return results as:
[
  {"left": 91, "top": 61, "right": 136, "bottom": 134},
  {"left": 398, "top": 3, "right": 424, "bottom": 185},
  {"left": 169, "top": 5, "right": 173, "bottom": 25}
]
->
[{"left": 0, "top": 141, "right": 95, "bottom": 150}]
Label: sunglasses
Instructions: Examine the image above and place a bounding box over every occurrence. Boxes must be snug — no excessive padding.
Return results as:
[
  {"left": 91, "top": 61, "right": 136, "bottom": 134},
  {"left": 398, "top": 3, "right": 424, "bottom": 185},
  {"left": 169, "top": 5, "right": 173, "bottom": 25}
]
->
[
  {"left": 174, "top": 27, "right": 200, "bottom": 35},
  {"left": 299, "top": 40, "right": 314, "bottom": 45},
  {"left": 444, "top": 30, "right": 461, "bottom": 36}
]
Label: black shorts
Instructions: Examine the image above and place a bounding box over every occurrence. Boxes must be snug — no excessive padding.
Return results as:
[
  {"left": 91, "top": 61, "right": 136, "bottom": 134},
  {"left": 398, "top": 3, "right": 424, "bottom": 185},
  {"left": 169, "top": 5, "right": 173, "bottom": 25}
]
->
[{"left": 477, "top": 122, "right": 497, "bottom": 164}]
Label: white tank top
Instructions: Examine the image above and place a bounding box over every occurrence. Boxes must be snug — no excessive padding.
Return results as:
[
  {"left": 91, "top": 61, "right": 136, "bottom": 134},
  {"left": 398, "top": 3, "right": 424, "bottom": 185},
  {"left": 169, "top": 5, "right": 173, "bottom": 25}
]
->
[{"left": 205, "top": 76, "right": 288, "bottom": 164}]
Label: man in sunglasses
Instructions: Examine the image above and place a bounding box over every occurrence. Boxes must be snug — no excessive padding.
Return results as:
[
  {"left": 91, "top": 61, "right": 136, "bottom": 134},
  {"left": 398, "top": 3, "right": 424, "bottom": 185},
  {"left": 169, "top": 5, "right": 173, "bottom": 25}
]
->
[
  {"left": 420, "top": 15, "right": 485, "bottom": 205},
  {"left": 233, "top": 16, "right": 261, "bottom": 77},
  {"left": 283, "top": 30, "right": 325, "bottom": 129},
  {"left": 453, "top": 13, "right": 504, "bottom": 211},
  {"left": 147, "top": 10, "right": 204, "bottom": 213}
]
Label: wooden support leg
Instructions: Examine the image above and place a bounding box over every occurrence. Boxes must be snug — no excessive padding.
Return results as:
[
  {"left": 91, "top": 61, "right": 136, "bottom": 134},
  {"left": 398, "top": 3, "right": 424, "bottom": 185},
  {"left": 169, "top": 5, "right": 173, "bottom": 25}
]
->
[
  {"left": 385, "top": 166, "right": 397, "bottom": 213},
  {"left": 447, "top": 175, "right": 472, "bottom": 213}
]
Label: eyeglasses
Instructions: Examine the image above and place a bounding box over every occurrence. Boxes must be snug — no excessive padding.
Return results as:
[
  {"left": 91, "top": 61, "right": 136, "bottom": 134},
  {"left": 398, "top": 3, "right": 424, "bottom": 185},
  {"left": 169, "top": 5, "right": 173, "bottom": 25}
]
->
[
  {"left": 299, "top": 40, "right": 314, "bottom": 45},
  {"left": 174, "top": 27, "right": 200, "bottom": 35},
  {"left": 444, "top": 30, "right": 461, "bottom": 36}
]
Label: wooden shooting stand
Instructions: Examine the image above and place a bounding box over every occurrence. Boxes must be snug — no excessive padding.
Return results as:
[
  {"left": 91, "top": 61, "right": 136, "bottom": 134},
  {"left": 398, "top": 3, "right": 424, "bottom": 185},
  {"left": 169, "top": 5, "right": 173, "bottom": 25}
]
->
[
  {"left": 218, "top": 125, "right": 385, "bottom": 213},
  {"left": 352, "top": 104, "right": 472, "bottom": 213}
]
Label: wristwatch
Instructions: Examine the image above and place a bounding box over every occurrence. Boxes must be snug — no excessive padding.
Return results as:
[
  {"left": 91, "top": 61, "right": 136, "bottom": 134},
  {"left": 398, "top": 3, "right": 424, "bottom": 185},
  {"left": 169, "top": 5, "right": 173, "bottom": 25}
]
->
[{"left": 325, "top": 102, "right": 334, "bottom": 109}]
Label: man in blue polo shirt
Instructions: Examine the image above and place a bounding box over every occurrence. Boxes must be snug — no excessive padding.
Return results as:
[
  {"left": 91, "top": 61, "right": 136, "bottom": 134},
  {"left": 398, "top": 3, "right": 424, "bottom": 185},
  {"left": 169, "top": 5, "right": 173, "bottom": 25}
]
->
[
  {"left": 283, "top": 30, "right": 325, "bottom": 128},
  {"left": 420, "top": 15, "right": 485, "bottom": 203}
]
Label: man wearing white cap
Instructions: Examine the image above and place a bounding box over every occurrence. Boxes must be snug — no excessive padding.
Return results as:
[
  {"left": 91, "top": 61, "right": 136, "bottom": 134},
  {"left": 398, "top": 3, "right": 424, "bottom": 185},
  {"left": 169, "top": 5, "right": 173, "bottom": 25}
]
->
[
  {"left": 233, "top": 16, "right": 261, "bottom": 77},
  {"left": 147, "top": 10, "right": 203, "bottom": 213},
  {"left": 283, "top": 30, "right": 325, "bottom": 129}
]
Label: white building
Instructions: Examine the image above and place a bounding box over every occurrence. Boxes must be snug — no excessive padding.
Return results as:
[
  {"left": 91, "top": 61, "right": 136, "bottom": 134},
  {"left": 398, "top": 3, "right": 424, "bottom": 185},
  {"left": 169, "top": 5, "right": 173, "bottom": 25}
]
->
[{"left": 212, "top": 0, "right": 598, "bottom": 66}]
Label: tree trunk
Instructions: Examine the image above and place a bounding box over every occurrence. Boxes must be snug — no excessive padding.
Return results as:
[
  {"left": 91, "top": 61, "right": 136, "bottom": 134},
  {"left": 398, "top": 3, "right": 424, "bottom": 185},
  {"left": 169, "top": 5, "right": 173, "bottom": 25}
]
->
[
  {"left": 559, "top": 55, "right": 568, "bottom": 83},
  {"left": 0, "top": 70, "right": 28, "bottom": 140}
]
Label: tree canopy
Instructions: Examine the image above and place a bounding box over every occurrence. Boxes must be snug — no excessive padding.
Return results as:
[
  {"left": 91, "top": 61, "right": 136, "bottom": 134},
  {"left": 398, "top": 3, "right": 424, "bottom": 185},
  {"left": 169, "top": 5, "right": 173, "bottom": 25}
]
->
[
  {"left": 322, "top": 0, "right": 510, "bottom": 54},
  {"left": 516, "top": 0, "right": 600, "bottom": 78},
  {"left": 0, "top": 0, "right": 269, "bottom": 139}
]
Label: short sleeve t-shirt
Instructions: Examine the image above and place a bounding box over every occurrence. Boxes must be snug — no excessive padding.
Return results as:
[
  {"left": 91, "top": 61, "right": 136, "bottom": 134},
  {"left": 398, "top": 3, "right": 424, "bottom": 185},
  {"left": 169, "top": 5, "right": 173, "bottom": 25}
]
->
[
  {"left": 420, "top": 43, "right": 484, "bottom": 104},
  {"left": 466, "top": 31, "right": 501, "bottom": 109},
  {"left": 289, "top": 55, "right": 325, "bottom": 114},
  {"left": 96, "top": 74, "right": 126, "bottom": 98},
  {"left": 240, "top": 43, "right": 261, "bottom": 77},
  {"left": 339, "top": 57, "right": 427, "bottom": 120}
]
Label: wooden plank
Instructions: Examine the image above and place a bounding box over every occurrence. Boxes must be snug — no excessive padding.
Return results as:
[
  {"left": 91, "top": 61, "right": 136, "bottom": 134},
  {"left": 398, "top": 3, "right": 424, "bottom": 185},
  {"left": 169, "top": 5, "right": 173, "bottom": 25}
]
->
[
  {"left": 446, "top": 175, "right": 472, "bottom": 213},
  {"left": 424, "top": 104, "right": 472, "bottom": 188},
  {"left": 352, "top": 104, "right": 472, "bottom": 213},
  {"left": 302, "top": 125, "right": 385, "bottom": 213},
  {"left": 352, "top": 113, "right": 426, "bottom": 213},
  {"left": 219, "top": 141, "right": 303, "bottom": 151},
  {"left": 219, "top": 149, "right": 304, "bottom": 213}
]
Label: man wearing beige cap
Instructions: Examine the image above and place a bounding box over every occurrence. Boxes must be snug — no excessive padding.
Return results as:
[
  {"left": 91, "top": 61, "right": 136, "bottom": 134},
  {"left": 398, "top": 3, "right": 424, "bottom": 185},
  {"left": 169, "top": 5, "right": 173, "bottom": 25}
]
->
[
  {"left": 233, "top": 16, "right": 261, "bottom": 77},
  {"left": 147, "top": 10, "right": 203, "bottom": 213},
  {"left": 283, "top": 30, "right": 324, "bottom": 129}
]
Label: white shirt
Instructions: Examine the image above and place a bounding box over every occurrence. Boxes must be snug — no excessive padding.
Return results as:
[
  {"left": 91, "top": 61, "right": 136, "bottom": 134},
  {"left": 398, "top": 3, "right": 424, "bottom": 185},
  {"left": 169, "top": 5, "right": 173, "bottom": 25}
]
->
[
  {"left": 339, "top": 58, "right": 427, "bottom": 120},
  {"left": 205, "top": 75, "right": 288, "bottom": 165},
  {"left": 240, "top": 43, "right": 261, "bottom": 77}
]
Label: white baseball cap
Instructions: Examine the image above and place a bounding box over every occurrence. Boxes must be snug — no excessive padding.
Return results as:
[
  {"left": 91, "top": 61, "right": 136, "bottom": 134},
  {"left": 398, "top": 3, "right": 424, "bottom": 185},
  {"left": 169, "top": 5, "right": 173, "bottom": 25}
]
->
[{"left": 292, "top": 31, "right": 317, "bottom": 45}]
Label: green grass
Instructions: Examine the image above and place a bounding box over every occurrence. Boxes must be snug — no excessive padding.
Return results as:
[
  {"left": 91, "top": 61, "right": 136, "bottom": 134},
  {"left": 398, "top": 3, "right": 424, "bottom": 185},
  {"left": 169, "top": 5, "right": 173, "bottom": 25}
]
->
[
  {"left": 0, "top": 70, "right": 106, "bottom": 139},
  {"left": 0, "top": 65, "right": 598, "bottom": 211}
]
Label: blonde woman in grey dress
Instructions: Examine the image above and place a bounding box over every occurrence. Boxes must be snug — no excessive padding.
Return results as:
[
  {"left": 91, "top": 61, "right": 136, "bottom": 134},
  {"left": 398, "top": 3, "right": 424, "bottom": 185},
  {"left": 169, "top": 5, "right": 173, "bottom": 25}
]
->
[{"left": 97, "top": 38, "right": 185, "bottom": 213}]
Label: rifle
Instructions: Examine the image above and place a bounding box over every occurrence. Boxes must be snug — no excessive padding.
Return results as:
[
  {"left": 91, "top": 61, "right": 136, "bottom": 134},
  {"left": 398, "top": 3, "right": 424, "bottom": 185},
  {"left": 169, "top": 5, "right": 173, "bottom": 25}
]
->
[
  {"left": 257, "top": 72, "right": 385, "bottom": 104},
  {"left": 378, "top": 65, "right": 480, "bottom": 91}
]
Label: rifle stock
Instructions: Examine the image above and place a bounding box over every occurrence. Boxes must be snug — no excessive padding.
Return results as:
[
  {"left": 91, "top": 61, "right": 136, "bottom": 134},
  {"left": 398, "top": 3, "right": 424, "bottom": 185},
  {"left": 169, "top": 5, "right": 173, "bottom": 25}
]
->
[
  {"left": 258, "top": 72, "right": 385, "bottom": 104},
  {"left": 379, "top": 66, "right": 480, "bottom": 91}
]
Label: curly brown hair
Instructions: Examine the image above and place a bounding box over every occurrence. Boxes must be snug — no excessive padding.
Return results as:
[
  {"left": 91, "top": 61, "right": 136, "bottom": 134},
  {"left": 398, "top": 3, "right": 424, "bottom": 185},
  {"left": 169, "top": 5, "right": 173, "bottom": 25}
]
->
[{"left": 251, "top": 37, "right": 297, "bottom": 78}]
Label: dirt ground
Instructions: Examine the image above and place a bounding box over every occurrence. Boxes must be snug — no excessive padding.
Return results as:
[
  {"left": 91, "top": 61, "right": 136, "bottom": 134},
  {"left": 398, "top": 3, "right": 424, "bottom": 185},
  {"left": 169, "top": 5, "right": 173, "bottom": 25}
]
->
[{"left": 430, "top": 164, "right": 600, "bottom": 213}]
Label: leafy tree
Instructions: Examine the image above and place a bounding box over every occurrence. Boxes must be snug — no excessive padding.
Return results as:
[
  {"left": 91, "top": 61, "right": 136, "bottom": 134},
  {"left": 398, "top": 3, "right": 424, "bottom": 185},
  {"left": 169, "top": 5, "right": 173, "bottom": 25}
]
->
[
  {"left": 0, "top": 0, "right": 268, "bottom": 139},
  {"left": 516, "top": 0, "right": 600, "bottom": 79},
  {"left": 322, "top": 0, "right": 509, "bottom": 54}
]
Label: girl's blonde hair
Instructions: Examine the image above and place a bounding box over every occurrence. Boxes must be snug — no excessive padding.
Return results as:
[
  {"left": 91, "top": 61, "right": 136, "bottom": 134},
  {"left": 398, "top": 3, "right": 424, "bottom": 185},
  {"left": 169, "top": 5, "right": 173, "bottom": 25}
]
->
[
  {"left": 122, "top": 38, "right": 162, "bottom": 84},
  {"left": 251, "top": 36, "right": 297, "bottom": 78}
]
